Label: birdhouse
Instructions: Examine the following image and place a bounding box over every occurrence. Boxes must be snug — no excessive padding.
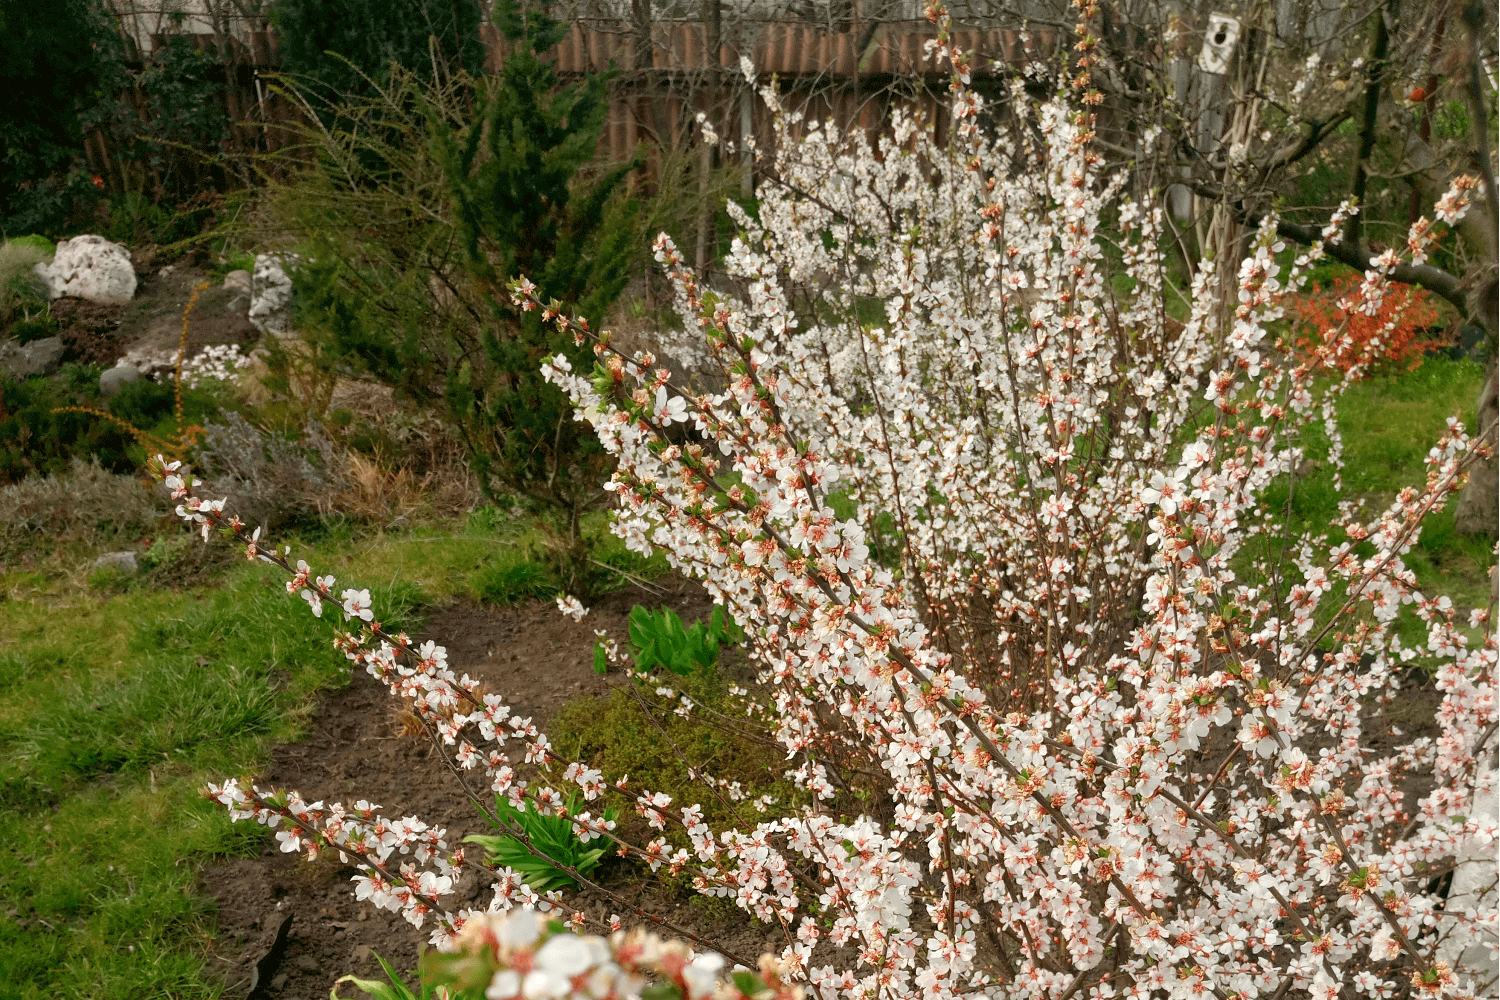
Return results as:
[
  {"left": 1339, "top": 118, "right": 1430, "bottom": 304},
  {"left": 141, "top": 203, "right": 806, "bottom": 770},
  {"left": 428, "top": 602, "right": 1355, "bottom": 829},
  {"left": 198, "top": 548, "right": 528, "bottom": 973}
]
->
[{"left": 1197, "top": 13, "right": 1241, "bottom": 75}]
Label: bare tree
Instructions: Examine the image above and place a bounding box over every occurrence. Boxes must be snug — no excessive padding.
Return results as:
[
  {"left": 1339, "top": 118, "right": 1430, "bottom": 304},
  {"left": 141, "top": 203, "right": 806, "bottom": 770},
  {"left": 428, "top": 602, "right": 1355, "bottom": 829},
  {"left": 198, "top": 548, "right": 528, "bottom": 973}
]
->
[{"left": 1045, "top": 0, "right": 1498, "bottom": 535}]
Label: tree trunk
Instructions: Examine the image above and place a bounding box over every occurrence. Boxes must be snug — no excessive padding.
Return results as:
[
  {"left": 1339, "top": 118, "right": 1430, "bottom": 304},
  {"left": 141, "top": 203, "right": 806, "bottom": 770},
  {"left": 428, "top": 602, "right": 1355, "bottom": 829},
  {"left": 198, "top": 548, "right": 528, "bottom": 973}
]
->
[{"left": 1454, "top": 355, "right": 1498, "bottom": 538}]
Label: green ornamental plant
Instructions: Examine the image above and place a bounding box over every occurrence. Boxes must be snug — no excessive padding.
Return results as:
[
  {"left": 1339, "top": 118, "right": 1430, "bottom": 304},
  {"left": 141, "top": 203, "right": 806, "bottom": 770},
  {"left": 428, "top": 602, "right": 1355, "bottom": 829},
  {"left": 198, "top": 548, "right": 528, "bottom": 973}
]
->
[
  {"left": 622, "top": 605, "right": 742, "bottom": 677},
  {"left": 259, "top": 0, "right": 638, "bottom": 598},
  {"left": 463, "top": 792, "right": 618, "bottom": 894},
  {"left": 430, "top": 0, "right": 638, "bottom": 595},
  {"left": 0, "top": 236, "right": 50, "bottom": 329}
]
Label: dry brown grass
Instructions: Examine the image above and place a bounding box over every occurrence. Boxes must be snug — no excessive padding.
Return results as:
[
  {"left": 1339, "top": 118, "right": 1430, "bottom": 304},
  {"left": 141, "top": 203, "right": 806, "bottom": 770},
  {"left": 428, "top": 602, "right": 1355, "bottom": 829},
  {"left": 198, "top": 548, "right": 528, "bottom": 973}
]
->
[
  {"left": 320, "top": 452, "right": 434, "bottom": 525},
  {"left": 320, "top": 408, "right": 481, "bottom": 526}
]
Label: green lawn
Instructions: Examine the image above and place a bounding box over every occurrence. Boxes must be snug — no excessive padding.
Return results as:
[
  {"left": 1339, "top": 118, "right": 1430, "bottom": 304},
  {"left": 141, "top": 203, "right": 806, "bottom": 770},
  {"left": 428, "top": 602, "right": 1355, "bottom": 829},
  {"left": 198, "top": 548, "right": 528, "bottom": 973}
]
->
[
  {"left": 1247, "top": 355, "right": 1492, "bottom": 650},
  {"left": 0, "top": 511, "right": 543, "bottom": 999}
]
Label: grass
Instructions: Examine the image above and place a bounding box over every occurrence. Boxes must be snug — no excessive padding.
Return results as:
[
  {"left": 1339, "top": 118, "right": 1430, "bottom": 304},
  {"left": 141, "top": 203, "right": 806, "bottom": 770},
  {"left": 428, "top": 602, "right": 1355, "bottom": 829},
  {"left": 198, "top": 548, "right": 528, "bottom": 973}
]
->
[
  {"left": 0, "top": 513, "right": 504, "bottom": 998},
  {"left": 458, "top": 511, "right": 672, "bottom": 607},
  {"left": 1245, "top": 355, "right": 1493, "bottom": 651}
]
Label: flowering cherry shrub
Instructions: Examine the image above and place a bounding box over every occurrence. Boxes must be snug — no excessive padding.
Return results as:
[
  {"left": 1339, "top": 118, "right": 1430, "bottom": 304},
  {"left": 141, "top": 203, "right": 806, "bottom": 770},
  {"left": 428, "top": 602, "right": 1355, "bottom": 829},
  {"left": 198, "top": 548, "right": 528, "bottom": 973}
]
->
[{"left": 161, "top": 9, "right": 1497, "bottom": 1000}]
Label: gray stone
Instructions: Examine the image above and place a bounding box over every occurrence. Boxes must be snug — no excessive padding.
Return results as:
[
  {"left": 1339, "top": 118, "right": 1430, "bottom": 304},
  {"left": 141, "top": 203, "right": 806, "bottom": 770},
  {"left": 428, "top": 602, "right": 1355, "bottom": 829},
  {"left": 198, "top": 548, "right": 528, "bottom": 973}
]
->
[
  {"left": 223, "top": 269, "right": 252, "bottom": 314},
  {"left": 0, "top": 336, "right": 65, "bottom": 378},
  {"left": 93, "top": 551, "right": 138, "bottom": 575},
  {"left": 99, "top": 364, "right": 141, "bottom": 398},
  {"left": 249, "top": 253, "right": 297, "bottom": 339},
  {"left": 1435, "top": 763, "right": 1498, "bottom": 980},
  {"left": 32, "top": 234, "right": 136, "bottom": 305}
]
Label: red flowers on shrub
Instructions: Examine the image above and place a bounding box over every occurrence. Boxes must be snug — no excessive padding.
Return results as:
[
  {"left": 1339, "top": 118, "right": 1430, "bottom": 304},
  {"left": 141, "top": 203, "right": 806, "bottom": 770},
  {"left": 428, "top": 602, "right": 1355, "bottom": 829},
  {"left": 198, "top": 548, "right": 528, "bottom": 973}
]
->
[{"left": 1287, "top": 272, "right": 1444, "bottom": 376}]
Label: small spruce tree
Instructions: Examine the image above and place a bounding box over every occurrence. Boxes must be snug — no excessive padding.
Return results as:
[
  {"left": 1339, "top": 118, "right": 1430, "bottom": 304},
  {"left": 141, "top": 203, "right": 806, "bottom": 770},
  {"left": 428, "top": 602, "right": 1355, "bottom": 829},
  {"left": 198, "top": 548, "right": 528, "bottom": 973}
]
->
[{"left": 431, "top": 0, "right": 637, "bottom": 593}]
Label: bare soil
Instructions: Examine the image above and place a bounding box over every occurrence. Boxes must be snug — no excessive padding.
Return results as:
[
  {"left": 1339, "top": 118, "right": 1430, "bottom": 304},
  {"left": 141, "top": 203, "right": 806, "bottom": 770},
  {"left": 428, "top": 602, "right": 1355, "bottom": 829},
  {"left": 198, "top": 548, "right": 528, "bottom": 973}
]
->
[
  {"left": 199, "top": 581, "right": 784, "bottom": 999},
  {"left": 50, "top": 298, "right": 127, "bottom": 366},
  {"left": 114, "top": 264, "right": 257, "bottom": 359}
]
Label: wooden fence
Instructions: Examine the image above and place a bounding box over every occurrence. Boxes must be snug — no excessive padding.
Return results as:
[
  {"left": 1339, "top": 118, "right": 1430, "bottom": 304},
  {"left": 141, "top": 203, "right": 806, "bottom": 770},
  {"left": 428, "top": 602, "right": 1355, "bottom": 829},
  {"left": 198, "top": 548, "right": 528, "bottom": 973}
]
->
[{"left": 83, "top": 12, "right": 1059, "bottom": 195}]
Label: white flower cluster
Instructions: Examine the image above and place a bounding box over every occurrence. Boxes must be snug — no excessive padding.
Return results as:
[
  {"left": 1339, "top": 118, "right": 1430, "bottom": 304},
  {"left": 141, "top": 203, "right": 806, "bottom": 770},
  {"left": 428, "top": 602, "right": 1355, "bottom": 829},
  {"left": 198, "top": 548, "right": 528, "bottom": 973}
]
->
[
  {"left": 178, "top": 343, "right": 251, "bottom": 389},
  {"left": 436, "top": 908, "right": 804, "bottom": 1000}
]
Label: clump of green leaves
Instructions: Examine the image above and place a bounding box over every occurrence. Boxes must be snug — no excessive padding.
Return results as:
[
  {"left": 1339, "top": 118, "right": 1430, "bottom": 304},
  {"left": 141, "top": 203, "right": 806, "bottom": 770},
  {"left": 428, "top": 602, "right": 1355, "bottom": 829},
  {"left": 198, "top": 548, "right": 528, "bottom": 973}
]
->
[
  {"left": 469, "top": 553, "right": 557, "bottom": 606},
  {"left": 464, "top": 792, "right": 618, "bottom": 893},
  {"left": 0, "top": 365, "right": 220, "bottom": 483},
  {"left": 0, "top": 0, "right": 114, "bottom": 235},
  {"left": 626, "top": 604, "right": 742, "bottom": 677}
]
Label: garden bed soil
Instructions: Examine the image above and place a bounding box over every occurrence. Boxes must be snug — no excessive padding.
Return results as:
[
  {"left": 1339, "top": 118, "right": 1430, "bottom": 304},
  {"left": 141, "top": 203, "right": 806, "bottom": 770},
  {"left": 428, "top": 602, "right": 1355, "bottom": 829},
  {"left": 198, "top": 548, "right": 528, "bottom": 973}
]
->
[
  {"left": 112, "top": 263, "right": 257, "bottom": 361},
  {"left": 199, "top": 581, "right": 786, "bottom": 999},
  {"left": 49, "top": 297, "right": 126, "bottom": 366}
]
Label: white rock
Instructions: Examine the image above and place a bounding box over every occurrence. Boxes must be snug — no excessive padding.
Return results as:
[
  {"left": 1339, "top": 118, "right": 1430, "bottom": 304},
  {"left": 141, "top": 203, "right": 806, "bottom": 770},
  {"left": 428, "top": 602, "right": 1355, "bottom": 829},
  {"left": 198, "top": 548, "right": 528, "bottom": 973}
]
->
[
  {"left": 115, "top": 345, "right": 178, "bottom": 382},
  {"left": 32, "top": 235, "right": 137, "bottom": 305},
  {"left": 249, "top": 253, "right": 297, "bottom": 338},
  {"left": 223, "top": 269, "right": 251, "bottom": 292},
  {"left": 100, "top": 364, "right": 141, "bottom": 398}
]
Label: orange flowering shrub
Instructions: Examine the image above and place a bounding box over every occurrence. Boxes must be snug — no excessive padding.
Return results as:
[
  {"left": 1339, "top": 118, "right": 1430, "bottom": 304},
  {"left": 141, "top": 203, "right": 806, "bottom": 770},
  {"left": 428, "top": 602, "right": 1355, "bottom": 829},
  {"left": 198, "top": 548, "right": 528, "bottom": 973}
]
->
[{"left": 1287, "top": 272, "right": 1444, "bottom": 376}]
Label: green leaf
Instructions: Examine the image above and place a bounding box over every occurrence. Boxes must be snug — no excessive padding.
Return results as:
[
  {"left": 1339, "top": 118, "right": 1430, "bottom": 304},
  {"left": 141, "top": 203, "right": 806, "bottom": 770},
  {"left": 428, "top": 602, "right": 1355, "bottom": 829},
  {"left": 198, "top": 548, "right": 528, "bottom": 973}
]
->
[
  {"left": 628, "top": 605, "right": 653, "bottom": 648},
  {"left": 665, "top": 610, "right": 689, "bottom": 647},
  {"left": 731, "top": 970, "right": 769, "bottom": 997},
  {"left": 641, "top": 984, "right": 682, "bottom": 1000},
  {"left": 331, "top": 955, "right": 419, "bottom": 1000},
  {"left": 594, "top": 642, "right": 608, "bottom": 675}
]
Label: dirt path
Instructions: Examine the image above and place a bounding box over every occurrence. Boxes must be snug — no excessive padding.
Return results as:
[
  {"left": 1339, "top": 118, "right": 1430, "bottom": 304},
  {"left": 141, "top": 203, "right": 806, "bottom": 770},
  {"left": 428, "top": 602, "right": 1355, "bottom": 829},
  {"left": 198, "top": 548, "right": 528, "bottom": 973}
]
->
[{"left": 198, "top": 581, "right": 779, "bottom": 998}]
